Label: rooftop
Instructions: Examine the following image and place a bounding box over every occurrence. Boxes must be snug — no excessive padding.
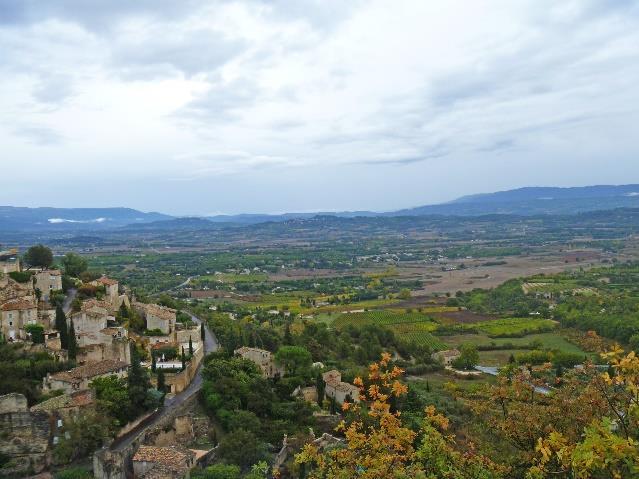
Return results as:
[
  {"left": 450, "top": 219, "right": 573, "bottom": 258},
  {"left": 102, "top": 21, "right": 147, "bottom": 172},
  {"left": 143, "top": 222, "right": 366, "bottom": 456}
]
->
[
  {"left": 31, "top": 389, "right": 95, "bottom": 412},
  {"left": 49, "top": 359, "right": 128, "bottom": 383},
  {"left": 133, "top": 445, "right": 195, "bottom": 469},
  {"left": 98, "top": 277, "right": 119, "bottom": 286},
  {"left": 1, "top": 299, "right": 36, "bottom": 311}
]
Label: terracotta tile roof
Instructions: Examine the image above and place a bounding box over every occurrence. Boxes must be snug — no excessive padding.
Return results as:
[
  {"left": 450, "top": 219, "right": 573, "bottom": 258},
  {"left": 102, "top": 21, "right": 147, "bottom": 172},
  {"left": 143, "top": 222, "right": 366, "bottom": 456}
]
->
[
  {"left": 82, "top": 299, "right": 111, "bottom": 311},
  {"left": 31, "top": 389, "right": 95, "bottom": 412},
  {"left": 50, "top": 360, "right": 128, "bottom": 383},
  {"left": 98, "top": 277, "right": 118, "bottom": 286},
  {"left": 133, "top": 445, "right": 195, "bottom": 469},
  {"left": 137, "top": 303, "right": 176, "bottom": 321},
  {"left": 1, "top": 299, "right": 36, "bottom": 311}
]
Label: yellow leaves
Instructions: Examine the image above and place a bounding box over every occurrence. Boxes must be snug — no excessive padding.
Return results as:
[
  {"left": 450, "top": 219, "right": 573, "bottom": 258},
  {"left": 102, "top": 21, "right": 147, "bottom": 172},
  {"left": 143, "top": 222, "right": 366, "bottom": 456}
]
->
[
  {"left": 341, "top": 401, "right": 351, "bottom": 412},
  {"left": 380, "top": 352, "right": 392, "bottom": 366},
  {"left": 391, "top": 380, "right": 408, "bottom": 397},
  {"left": 353, "top": 376, "right": 364, "bottom": 387}
]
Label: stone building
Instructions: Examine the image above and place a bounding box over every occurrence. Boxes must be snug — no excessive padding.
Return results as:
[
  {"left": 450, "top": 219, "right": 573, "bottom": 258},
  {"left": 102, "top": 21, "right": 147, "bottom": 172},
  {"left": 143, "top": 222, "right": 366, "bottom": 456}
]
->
[
  {"left": 76, "top": 326, "right": 131, "bottom": 365},
  {"left": 134, "top": 302, "right": 177, "bottom": 334},
  {"left": 0, "top": 298, "right": 38, "bottom": 340},
  {"left": 323, "top": 370, "right": 360, "bottom": 404},
  {"left": 234, "top": 346, "right": 285, "bottom": 378},
  {"left": 42, "top": 359, "right": 129, "bottom": 394},
  {"left": 69, "top": 302, "right": 109, "bottom": 334},
  {"left": 33, "top": 269, "right": 62, "bottom": 301},
  {"left": 431, "top": 349, "right": 461, "bottom": 366},
  {"left": 132, "top": 445, "right": 197, "bottom": 479}
]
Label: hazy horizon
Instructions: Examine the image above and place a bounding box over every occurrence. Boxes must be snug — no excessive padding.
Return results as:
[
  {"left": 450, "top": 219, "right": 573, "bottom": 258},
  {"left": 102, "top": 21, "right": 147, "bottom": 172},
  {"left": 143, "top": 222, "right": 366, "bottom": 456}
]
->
[{"left": 2, "top": 1, "right": 639, "bottom": 215}]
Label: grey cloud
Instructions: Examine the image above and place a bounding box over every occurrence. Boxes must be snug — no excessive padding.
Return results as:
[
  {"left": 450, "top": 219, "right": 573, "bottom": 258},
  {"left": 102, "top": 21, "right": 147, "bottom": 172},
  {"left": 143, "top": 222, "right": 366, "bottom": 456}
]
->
[
  {"left": 31, "top": 75, "right": 74, "bottom": 105},
  {"left": 12, "top": 124, "right": 64, "bottom": 145},
  {"left": 176, "top": 78, "right": 260, "bottom": 123},
  {"left": 111, "top": 29, "right": 245, "bottom": 79}
]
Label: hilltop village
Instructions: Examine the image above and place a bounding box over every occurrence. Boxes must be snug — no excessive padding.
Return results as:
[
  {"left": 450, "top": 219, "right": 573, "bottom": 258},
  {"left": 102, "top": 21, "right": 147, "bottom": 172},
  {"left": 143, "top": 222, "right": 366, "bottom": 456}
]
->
[{"left": 0, "top": 247, "right": 208, "bottom": 477}]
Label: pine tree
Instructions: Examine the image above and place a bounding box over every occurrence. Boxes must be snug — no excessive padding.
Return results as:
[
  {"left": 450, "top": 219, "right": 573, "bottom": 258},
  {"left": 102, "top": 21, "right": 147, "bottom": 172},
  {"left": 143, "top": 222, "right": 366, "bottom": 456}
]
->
[
  {"left": 55, "top": 304, "right": 68, "bottom": 349},
  {"left": 189, "top": 336, "right": 193, "bottom": 356},
  {"left": 67, "top": 319, "right": 78, "bottom": 360}
]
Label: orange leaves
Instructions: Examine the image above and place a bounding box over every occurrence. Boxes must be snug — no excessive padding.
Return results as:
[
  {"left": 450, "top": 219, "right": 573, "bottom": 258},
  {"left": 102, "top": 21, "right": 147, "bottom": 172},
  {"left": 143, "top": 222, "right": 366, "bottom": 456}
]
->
[{"left": 391, "top": 380, "right": 408, "bottom": 398}]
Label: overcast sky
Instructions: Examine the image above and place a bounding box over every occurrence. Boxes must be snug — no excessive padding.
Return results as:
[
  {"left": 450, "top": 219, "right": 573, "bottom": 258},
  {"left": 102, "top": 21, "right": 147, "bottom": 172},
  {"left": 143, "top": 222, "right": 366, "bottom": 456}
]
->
[{"left": 1, "top": 0, "right": 638, "bottom": 215}]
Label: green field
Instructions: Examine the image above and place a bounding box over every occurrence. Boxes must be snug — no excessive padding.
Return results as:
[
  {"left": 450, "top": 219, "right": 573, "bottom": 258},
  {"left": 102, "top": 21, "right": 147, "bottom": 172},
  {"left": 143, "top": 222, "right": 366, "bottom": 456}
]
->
[
  {"left": 471, "top": 317, "right": 556, "bottom": 337},
  {"left": 334, "top": 310, "right": 445, "bottom": 350},
  {"left": 334, "top": 310, "right": 439, "bottom": 330}
]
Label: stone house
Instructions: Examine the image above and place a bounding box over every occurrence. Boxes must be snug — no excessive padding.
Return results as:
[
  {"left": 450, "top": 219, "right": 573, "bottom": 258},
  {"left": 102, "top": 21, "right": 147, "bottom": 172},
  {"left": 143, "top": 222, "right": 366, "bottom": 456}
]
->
[
  {"left": 34, "top": 269, "right": 62, "bottom": 301},
  {"left": 42, "top": 359, "right": 129, "bottom": 394},
  {"left": 76, "top": 326, "right": 131, "bottom": 365},
  {"left": 234, "top": 346, "right": 285, "bottom": 378},
  {"left": 134, "top": 302, "right": 176, "bottom": 334},
  {"left": 323, "top": 370, "right": 360, "bottom": 404},
  {"left": 132, "top": 445, "right": 197, "bottom": 479},
  {"left": 69, "top": 303, "right": 109, "bottom": 334},
  {"left": 1, "top": 298, "right": 38, "bottom": 340},
  {"left": 431, "top": 349, "right": 461, "bottom": 366}
]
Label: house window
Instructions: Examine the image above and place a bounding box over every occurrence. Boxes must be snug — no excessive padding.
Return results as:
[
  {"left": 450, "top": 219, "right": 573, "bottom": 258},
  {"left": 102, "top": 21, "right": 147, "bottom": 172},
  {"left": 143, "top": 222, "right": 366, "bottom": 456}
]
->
[{"left": 57, "top": 419, "right": 63, "bottom": 427}]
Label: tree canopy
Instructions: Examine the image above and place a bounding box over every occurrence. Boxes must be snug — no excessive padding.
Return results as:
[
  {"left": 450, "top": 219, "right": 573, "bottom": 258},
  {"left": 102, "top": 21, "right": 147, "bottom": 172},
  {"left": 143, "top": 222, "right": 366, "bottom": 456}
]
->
[{"left": 24, "top": 244, "right": 53, "bottom": 269}]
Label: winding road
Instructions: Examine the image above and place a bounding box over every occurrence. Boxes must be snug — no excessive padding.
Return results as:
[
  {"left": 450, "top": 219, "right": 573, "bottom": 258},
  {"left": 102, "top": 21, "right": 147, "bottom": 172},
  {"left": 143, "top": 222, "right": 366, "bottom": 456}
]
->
[{"left": 109, "top": 312, "right": 218, "bottom": 452}]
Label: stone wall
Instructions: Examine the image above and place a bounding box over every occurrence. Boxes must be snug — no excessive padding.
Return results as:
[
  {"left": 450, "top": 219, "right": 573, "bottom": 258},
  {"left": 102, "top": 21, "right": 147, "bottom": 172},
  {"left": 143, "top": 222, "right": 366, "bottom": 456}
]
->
[
  {"left": 0, "top": 393, "right": 51, "bottom": 477},
  {"left": 93, "top": 393, "right": 200, "bottom": 479},
  {"left": 162, "top": 346, "right": 203, "bottom": 394}
]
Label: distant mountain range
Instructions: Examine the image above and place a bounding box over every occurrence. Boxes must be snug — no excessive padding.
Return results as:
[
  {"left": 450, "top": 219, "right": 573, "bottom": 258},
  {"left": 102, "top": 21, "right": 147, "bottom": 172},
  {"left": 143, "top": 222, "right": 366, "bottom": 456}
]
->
[
  {"left": 0, "top": 206, "right": 171, "bottom": 231},
  {"left": 2, "top": 184, "right": 638, "bottom": 232}
]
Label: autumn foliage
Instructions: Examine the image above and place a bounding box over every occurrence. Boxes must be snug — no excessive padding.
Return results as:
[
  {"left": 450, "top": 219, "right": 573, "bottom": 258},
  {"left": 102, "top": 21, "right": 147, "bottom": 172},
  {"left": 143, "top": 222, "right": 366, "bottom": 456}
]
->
[{"left": 295, "top": 353, "right": 504, "bottom": 478}]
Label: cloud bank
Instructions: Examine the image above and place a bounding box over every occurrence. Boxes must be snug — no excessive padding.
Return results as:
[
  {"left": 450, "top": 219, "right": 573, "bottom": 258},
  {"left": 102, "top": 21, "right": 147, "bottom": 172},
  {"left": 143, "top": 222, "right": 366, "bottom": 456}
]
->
[{"left": 1, "top": 0, "right": 638, "bottom": 214}]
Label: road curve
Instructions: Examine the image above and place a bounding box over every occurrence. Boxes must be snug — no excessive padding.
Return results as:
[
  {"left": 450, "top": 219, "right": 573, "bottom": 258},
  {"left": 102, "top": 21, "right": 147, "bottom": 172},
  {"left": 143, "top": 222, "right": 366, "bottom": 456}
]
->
[{"left": 109, "top": 312, "right": 218, "bottom": 451}]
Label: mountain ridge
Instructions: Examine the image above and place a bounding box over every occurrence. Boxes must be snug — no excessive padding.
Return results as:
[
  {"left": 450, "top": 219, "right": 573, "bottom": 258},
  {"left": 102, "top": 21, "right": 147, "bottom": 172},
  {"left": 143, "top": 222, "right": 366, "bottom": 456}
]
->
[{"left": 2, "top": 184, "right": 638, "bottom": 231}]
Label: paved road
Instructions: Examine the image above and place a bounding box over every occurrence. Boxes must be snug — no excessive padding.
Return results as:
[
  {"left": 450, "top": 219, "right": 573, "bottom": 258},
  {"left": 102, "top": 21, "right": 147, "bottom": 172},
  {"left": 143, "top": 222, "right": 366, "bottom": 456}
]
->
[{"left": 110, "top": 312, "right": 218, "bottom": 451}]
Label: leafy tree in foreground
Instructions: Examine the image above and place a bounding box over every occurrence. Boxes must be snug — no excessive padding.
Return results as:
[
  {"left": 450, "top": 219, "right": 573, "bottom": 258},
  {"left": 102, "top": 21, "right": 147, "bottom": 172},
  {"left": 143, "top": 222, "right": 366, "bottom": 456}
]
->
[
  {"left": 296, "top": 353, "right": 504, "bottom": 478},
  {"left": 527, "top": 348, "right": 639, "bottom": 479},
  {"left": 24, "top": 244, "right": 53, "bottom": 269}
]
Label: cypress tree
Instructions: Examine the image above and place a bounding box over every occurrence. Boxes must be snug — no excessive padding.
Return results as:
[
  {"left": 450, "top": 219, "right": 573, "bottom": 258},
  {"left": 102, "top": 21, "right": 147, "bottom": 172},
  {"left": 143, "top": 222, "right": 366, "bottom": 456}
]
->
[
  {"left": 55, "top": 304, "right": 68, "bottom": 349},
  {"left": 200, "top": 323, "right": 205, "bottom": 341},
  {"left": 151, "top": 354, "right": 157, "bottom": 372},
  {"left": 67, "top": 319, "right": 77, "bottom": 360},
  {"left": 315, "top": 370, "right": 325, "bottom": 405},
  {"left": 181, "top": 346, "right": 186, "bottom": 370},
  {"left": 157, "top": 369, "right": 166, "bottom": 393},
  {"left": 128, "top": 344, "right": 151, "bottom": 415},
  {"left": 189, "top": 336, "right": 193, "bottom": 356}
]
